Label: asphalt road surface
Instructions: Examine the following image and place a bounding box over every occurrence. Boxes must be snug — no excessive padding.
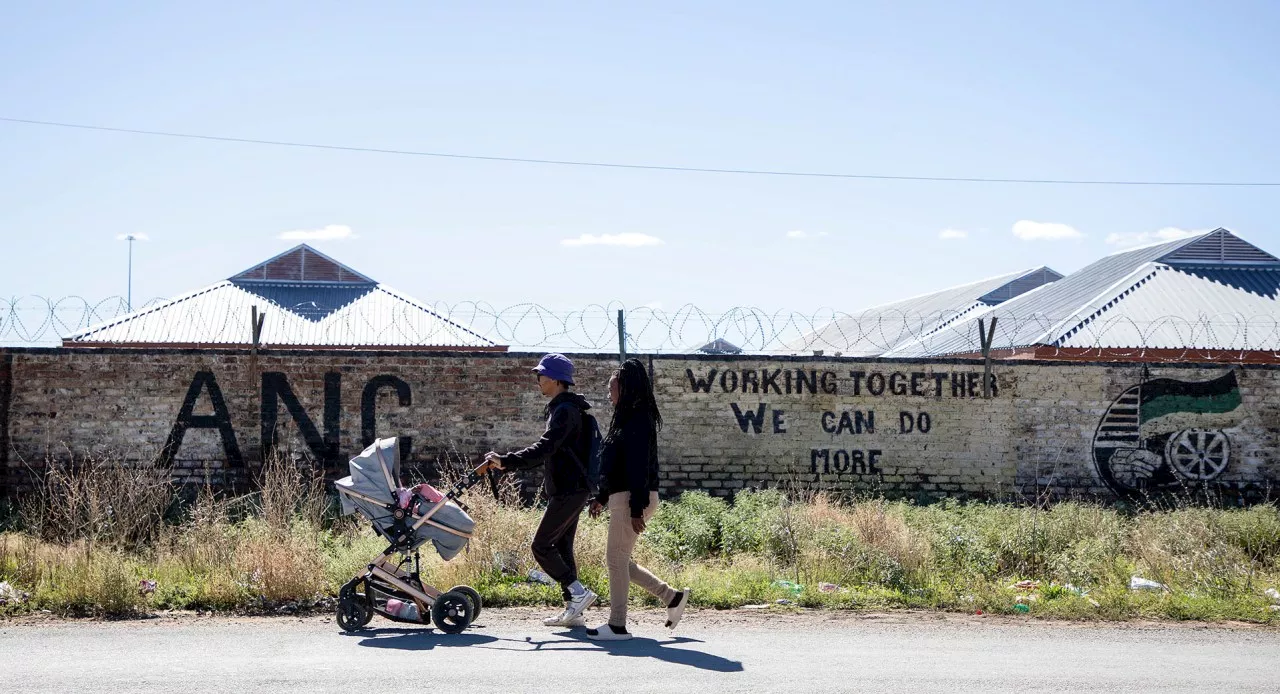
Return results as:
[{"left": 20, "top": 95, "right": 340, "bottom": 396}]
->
[{"left": 2, "top": 609, "right": 1277, "bottom": 693}]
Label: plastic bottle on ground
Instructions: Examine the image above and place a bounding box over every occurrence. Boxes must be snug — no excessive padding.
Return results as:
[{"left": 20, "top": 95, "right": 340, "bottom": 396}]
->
[{"left": 1129, "top": 575, "right": 1168, "bottom": 592}]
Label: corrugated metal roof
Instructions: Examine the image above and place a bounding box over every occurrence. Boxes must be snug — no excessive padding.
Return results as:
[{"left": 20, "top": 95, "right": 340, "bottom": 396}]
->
[
  {"left": 784, "top": 266, "right": 1061, "bottom": 356},
  {"left": 884, "top": 228, "right": 1280, "bottom": 356},
  {"left": 1055, "top": 266, "right": 1280, "bottom": 350},
  {"left": 63, "top": 247, "right": 499, "bottom": 348}
]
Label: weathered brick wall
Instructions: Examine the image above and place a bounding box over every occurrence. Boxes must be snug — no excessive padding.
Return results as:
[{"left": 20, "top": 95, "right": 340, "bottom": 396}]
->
[
  {"left": 2, "top": 348, "right": 1277, "bottom": 503},
  {"left": 663, "top": 358, "right": 1279, "bottom": 501},
  {"left": 0, "top": 350, "right": 617, "bottom": 491}
]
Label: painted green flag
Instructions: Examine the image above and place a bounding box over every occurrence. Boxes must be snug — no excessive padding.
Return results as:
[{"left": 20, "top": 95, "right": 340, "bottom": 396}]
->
[{"left": 1139, "top": 372, "right": 1241, "bottom": 424}]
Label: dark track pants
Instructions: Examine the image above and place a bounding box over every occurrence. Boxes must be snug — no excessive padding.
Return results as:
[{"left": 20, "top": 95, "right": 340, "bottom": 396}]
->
[{"left": 531, "top": 491, "right": 590, "bottom": 600}]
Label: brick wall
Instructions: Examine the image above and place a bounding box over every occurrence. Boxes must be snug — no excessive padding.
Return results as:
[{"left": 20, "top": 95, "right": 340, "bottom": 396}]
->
[{"left": 2, "top": 348, "right": 1277, "bottom": 502}]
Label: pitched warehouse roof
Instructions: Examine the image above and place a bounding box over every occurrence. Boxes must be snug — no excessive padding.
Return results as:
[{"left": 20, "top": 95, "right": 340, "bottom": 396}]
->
[
  {"left": 785, "top": 266, "right": 1062, "bottom": 356},
  {"left": 884, "top": 229, "right": 1280, "bottom": 357},
  {"left": 1052, "top": 265, "right": 1280, "bottom": 350},
  {"left": 64, "top": 245, "right": 502, "bottom": 349}
]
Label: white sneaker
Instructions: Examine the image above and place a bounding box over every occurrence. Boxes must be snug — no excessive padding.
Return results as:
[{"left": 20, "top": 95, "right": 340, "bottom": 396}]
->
[
  {"left": 564, "top": 587, "right": 597, "bottom": 620},
  {"left": 666, "top": 588, "right": 690, "bottom": 629},
  {"left": 585, "top": 623, "right": 633, "bottom": 641},
  {"left": 543, "top": 608, "right": 586, "bottom": 628}
]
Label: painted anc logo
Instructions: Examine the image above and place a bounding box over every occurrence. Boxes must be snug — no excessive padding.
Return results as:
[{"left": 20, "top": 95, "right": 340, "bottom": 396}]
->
[{"left": 1092, "top": 371, "right": 1243, "bottom": 498}]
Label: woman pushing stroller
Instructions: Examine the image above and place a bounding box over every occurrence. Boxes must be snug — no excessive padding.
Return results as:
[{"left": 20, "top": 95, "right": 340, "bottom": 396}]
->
[{"left": 485, "top": 354, "right": 598, "bottom": 628}]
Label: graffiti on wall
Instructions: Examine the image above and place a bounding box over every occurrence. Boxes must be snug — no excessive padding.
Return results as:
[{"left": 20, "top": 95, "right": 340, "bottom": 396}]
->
[
  {"left": 1092, "top": 370, "right": 1243, "bottom": 498},
  {"left": 685, "top": 366, "right": 996, "bottom": 479},
  {"left": 161, "top": 370, "right": 414, "bottom": 468}
]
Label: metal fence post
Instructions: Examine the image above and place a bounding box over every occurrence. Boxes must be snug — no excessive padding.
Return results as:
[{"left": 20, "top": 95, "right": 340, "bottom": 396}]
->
[
  {"left": 979, "top": 317, "right": 998, "bottom": 398},
  {"left": 617, "top": 309, "right": 626, "bottom": 364},
  {"left": 251, "top": 306, "right": 265, "bottom": 356}
]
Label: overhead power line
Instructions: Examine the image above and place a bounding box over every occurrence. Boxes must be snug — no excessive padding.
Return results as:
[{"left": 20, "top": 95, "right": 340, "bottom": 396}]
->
[{"left": 3, "top": 116, "right": 1277, "bottom": 187}]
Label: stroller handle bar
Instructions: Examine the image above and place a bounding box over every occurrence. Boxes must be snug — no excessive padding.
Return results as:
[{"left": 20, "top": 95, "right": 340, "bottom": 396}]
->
[{"left": 448, "top": 460, "right": 502, "bottom": 501}]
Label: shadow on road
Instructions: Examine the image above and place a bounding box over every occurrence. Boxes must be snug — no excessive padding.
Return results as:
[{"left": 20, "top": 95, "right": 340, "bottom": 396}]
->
[
  {"left": 343, "top": 627, "right": 499, "bottom": 651},
  {"left": 342, "top": 626, "right": 743, "bottom": 673},
  {"left": 553, "top": 632, "right": 745, "bottom": 673}
]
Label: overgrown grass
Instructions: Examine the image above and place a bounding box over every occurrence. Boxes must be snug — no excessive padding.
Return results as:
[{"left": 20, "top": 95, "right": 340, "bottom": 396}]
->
[{"left": 2, "top": 459, "right": 1279, "bottom": 623}]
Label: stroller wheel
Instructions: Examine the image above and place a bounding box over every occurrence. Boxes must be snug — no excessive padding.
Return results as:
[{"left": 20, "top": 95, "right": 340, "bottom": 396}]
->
[
  {"left": 431, "top": 591, "right": 474, "bottom": 634},
  {"left": 336, "top": 596, "right": 372, "bottom": 632},
  {"left": 448, "top": 585, "right": 483, "bottom": 622}
]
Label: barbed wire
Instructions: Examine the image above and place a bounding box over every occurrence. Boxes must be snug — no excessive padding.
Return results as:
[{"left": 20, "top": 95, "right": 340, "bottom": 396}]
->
[{"left": 3, "top": 295, "right": 1279, "bottom": 362}]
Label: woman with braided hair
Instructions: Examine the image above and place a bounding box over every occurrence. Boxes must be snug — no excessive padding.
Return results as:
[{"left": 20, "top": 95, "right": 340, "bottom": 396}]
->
[{"left": 586, "top": 358, "right": 689, "bottom": 640}]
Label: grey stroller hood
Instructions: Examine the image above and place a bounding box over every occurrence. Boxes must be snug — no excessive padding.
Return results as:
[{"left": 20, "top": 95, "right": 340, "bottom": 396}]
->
[{"left": 336, "top": 438, "right": 475, "bottom": 560}]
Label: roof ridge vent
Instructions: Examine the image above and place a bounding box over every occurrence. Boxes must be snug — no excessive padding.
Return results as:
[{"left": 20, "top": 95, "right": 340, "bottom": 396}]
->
[
  {"left": 1158, "top": 228, "right": 1280, "bottom": 266},
  {"left": 977, "top": 266, "right": 1064, "bottom": 305}
]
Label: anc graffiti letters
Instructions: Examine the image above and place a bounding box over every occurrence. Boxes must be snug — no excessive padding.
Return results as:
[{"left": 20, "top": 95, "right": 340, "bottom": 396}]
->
[
  {"left": 361, "top": 375, "right": 413, "bottom": 461},
  {"left": 261, "top": 371, "right": 342, "bottom": 467},
  {"left": 160, "top": 370, "right": 244, "bottom": 468},
  {"left": 163, "top": 371, "right": 417, "bottom": 468}
]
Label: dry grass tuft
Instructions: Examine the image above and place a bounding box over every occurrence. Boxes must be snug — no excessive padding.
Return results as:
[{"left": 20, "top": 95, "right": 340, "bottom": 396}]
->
[{"left": 20, "top": 450, "right": 173, "bottom": 549}]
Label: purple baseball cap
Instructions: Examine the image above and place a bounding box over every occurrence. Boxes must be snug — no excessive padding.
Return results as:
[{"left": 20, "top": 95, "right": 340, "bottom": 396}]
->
[{"left": 532, "top": 353, "right": 575, "bottom": 384}]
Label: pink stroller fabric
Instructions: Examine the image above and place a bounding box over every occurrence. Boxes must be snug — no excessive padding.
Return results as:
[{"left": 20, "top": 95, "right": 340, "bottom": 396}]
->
[{"left": 396, "top": 483, "right": 445, "bottom": 510}]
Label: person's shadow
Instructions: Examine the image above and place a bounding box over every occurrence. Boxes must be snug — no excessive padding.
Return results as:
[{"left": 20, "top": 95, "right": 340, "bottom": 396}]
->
[
  {"left": 550, "top": 631, "right": 744, "bottom": 673},
  {"left": 344, "top": 626, "right": 743, "bottom": 673}
]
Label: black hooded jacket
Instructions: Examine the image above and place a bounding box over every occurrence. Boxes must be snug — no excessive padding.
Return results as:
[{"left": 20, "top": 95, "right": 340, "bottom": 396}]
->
[
  {"left": 596, "top": 414, "right": 661, "bottom": 518},
  {"left": 499, "top": 392, "right": 592, "bottom": 497}
]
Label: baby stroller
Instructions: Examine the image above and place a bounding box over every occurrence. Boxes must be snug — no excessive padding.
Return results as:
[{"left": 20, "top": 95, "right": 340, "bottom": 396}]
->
[{"left": 334, "top": 438, "right": 499, "bottom": 633}]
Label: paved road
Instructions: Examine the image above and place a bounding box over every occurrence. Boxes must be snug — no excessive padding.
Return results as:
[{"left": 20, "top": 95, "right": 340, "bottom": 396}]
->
[{"left": 2, "top": 609, "right": 1277, "bottom": 693}]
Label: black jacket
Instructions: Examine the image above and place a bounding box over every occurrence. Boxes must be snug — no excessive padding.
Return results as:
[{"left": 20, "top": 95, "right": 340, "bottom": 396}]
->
[
  {"left": 596, "top": 415, "right": 661, "bottom": 518},
  {"left": 500, "top": 392, "right": 592, "bottom": 498}
]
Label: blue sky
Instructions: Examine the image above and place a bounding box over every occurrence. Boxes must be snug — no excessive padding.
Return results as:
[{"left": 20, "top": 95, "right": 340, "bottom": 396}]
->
[{"left": 3, "top": 1, "right": 1279, "bottom": 314}]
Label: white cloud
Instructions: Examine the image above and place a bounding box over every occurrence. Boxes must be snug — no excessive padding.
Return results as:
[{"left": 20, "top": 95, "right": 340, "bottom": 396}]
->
[
  {"left": 644, "top": 301, "right": 663, "bottom": 310},
  {"left": 1012, "top": 220, "right": 1083, "bottom": 241},
  {"left": 1104, "top": 227, "right": 1203, "bottom": 248},
  {"left": 560, "top": 233, "right": 664, "bottom": 247},
  {"left": 115, "top": 233, "right": 150, "bottom": 241},
  {"left": 938, "top": 228, "right": 968, "bottom": 240},
  {"left": 786, "top": 230, "right": 830, "bottom": 240},
  {"left": 279, "top": 224, "right": 357, "bottom": 241}
]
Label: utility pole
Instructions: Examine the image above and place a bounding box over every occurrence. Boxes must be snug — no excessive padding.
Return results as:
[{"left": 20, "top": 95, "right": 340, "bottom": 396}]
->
[{"left": 124, "top": 234, "right": 138, "bottom": 311}]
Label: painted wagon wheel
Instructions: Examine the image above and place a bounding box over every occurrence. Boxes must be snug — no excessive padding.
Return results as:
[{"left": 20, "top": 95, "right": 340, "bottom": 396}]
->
[{"left": 1165, "top": 429, "right": 1230, "bottom": 481}]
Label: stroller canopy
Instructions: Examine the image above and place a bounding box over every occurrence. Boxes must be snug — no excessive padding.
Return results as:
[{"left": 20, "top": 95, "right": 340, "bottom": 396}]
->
[{"left": 336, "top": 438, "right": 475, "bottom": 560}]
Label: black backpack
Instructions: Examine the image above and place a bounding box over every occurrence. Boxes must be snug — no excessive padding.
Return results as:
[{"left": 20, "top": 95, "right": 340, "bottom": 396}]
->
[
  {"left": 580, "top": 411, "right": 604, "bottom": 494},
  {"left": 558, "top": 403, "right": 604, "bottom": 494}
]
